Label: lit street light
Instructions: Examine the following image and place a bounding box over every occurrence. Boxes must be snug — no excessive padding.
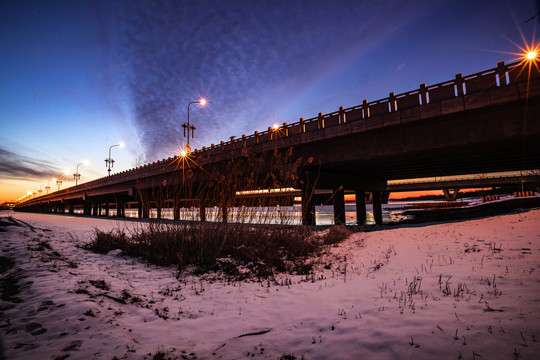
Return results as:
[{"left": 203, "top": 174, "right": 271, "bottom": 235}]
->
[
  {"left": 54, "top": 170, "right": 70, "bottom": 191},
  {"left": 105, "top": 142, "right": 124, "bottom": 176},
  {"left": 183, "top": 98, "right": 207, "bottom": 152},
  {"left": 45, "top": 180, "right": 52, "bottom": 194},
  {"left": 74, "top": 161, "right": 88, "bottom": 185}
]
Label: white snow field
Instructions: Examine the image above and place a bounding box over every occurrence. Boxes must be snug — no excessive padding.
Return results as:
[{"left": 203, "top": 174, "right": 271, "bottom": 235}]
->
[{"left": 1, "top": 209, "right": 539, "bottom": 359}]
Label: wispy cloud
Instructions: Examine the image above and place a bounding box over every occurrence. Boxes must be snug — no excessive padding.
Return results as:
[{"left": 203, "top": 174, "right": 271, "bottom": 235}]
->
[
  {"left": 0, "top": 147, "right": 60, "bottom": 180},
  {"left": 110, "top": 0, "right": 429, "bottom": 161}
]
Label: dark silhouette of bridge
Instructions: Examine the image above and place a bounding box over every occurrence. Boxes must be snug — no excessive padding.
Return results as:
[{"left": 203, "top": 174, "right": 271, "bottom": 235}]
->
[
  {"left": 388, "top": 174, "right": 540, "bottom": 201},
  {"left": 15, "top": 59, "right": 540, "bottom": 225}
]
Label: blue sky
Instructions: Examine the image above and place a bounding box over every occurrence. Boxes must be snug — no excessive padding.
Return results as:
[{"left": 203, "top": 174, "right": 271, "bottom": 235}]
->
[{"left": 1, "top": 0, "right": 539, "bottom": 202}]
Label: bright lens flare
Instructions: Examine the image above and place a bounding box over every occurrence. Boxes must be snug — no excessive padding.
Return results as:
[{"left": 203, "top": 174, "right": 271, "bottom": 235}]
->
[
  {"left": 179, "top": 149, "right": 188, "bottom": 157},
  {"left": 64, "top": 170, "right": 70, "bottom": 175},
  {"left": 119, "top": 142, "right": 125, "bottom": 148},
  {"left": 199, "top": 98, "right": 207, "bottom": 106},
  {"left": 526, "top": 51, "right": 537, "bottom": 60},
  {"left": 272, "top": 123, "right": 280, "bottom": 130}
]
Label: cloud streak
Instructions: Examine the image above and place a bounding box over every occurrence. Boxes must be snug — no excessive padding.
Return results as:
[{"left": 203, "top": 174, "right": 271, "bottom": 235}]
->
[{"left": 0, "top": 147, "right": 61, "bottom": 181}]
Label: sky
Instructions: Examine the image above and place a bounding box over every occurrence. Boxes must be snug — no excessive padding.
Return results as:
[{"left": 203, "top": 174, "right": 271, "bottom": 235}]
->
[{"left": 1, "top": 0, "right": 539, "bottom": 203}]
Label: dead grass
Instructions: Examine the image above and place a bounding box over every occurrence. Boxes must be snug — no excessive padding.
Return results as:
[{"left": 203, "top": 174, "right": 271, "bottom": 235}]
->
[{"left": 84, "top": 222, "right": 351, "bottom": 279}]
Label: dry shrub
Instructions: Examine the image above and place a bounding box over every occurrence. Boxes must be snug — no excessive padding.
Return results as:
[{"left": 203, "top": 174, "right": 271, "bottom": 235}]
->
[
  {"left": 85, "top": 222, "right": 351, "bottom": 279},
  {"left": 322, "top": 225, "right": 352, "bottom": 245}
]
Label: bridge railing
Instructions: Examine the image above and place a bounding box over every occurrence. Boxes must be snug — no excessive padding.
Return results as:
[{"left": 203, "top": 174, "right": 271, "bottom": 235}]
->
[{"left": 105, "top": 60, "right": 540, "bottom": 182}]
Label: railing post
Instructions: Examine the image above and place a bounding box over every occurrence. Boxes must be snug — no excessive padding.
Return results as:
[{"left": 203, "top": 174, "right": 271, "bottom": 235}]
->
[
  {"left": 339, "top": 106, "right": 346, "bottom": 124},
  {"left": 299, "top": 118, "right": 305, "bottom": 133},
  {"left": 362, "top": 100, "right": 369, "bottom": 118},
  {"left": 497, "top": 61, "right": 507, "bottom": 86},
  {"left": 455, "top": 73, "right": 464, "bottom": 96},
  {"left": 389, "top": 92, "right": 396, "bottom": 112},
  {"left": 254, "top": 131, "right": 259, "bottom": 144},
  {"left": 282, "top": 122, "right": 288, "bottom": 136},
  {"left": 318, "top": 113, "right": 324, "bottom": 129},
  {"left": 419, "top": 84, "right": 428, "bottom": 105}
]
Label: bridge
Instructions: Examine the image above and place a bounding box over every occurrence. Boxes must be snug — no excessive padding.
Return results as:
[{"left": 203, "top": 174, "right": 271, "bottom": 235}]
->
[
  {"left": 15, "top": 59, "right": 540, "bottom": 225},
  {"left": 388, "top": 174, "right": 540, "bottom": 201}
]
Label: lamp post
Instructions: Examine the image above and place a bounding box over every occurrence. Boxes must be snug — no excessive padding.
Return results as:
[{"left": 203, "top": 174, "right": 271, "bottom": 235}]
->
[
  {"left": 105, "top": 143, "right": 124, "bottom": 176},
  {"left": 73, "top": 161, "right": 88, "bottom": 185},
  {"left": 183, "top": 99, "right": 207, "bottom": 152},
  {"left": 55, "top": 170, "right": 70, "bottom": 191},
  {"left": 45, "top": 180, "right": 51, "bottom": 194},
  {"left": 54, "top": 177, "right": 60, "bottom": 191}
]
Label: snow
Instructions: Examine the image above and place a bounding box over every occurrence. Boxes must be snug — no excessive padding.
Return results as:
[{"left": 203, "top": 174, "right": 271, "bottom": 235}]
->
[{"left": 1, "top": 209, "right": 539, "bottom": 359}]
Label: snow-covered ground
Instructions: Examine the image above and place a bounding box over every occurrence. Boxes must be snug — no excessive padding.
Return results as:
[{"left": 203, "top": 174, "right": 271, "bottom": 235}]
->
[{"left": 1, "top": 209, "right": 539, "bottom": 359}]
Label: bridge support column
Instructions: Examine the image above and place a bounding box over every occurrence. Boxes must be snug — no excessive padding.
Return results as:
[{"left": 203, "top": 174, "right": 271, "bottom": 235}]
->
[
  {"left": 92, "top": 203, "right": 98, "bottom": 216},
  {"left": 301, "top": 181, "right": 316, "bottom": 226},
  {"left": 117, "top": 202, "right": 124, "bottom": 217},
  {"left": 200, "top": 203, "right": 206, "bottom": 222},
  {"left": 156, "top": 201, "right": 162, "bottom": 219},
  {"left": 69, "top": 204, "right": 74, "bottom": 214},
  {"left": 442, "top": 188, "right": 460, "bottom": 201},
  {"left": 221, "top": 206, "right": 228, "bottom": 223},
  {"left": 173, "top": 202, "right": 180, "bottom": 221},
  {"left": 372, "top": 191, "right": 383, "bottom": 225},
  {"left": 333, "top": 187, "right": 345, "bottom": 225},
  {"left": 105, "top": 202, "right": 110, "bottom": 217},
  {"left": 355, "top": 189, "right": 367, "bottom": 225},
  {"left": 137, "top": 201, "right": 143, "bottom": 218}
]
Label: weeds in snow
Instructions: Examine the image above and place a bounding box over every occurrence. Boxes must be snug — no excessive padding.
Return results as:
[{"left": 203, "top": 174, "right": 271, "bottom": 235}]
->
[{"left": 84, "top": 222, "right": 350, "bottom": 279}]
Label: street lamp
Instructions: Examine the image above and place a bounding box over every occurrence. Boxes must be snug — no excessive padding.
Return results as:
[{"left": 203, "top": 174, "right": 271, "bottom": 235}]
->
[
  {"left": 45, "top": 180, "right": 52, "bottom": 194},
  {"left": 55, "top": 170, "right": 70, "bottom": 191},
  {"left": 183, "top": 98, "right": 207, "bottom": 152},
  {"left": 74, "top": 161, "right": 88, "bottom": 185},
  {"left": 105, "top": 143, "right": 124, "bottom": 176}
]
